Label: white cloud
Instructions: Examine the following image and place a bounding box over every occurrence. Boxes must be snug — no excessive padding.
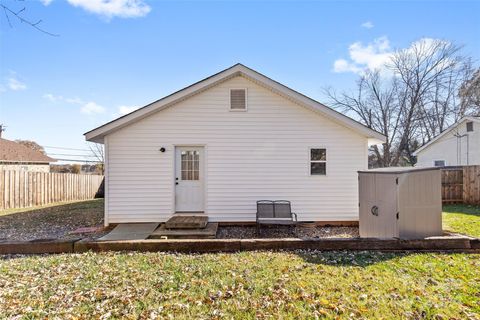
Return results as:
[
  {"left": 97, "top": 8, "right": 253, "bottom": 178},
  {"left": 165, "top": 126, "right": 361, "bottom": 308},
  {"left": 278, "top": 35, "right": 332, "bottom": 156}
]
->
[
  {"left": 81, "top": 101, "right": 106, "bottom": 114},
  {"left": 43, "top": 93, "right": 83, "bottom": 104},
  {"left": 65, "top": 97, "right": 83, "bottom": 104},
  {"left": 333, "top": 36, "right": 393, "bottom": 74},
  {"left": 118, "top": 105, "right": 139, "bottom": 115},
  {"left": 7, "top": 77, "right": 26, "bottom": 91},
  {"left": 333, "top": 59, "right": 362, "bottom": 74},
  {"left": 40, "top": 0, "right": 54, "bottom": 6},
  {"left": 361, "top": 21, "right": 374, "bottom": 29},
  {"left": 43, "top": 93, "right": 63, "bottom": 102},
  {"left": 67, "top": 0, "right": 151, "bottom": 19}
]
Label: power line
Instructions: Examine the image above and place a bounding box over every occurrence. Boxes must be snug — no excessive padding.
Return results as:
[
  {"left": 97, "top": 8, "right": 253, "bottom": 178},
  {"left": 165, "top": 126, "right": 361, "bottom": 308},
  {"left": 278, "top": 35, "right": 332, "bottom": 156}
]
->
[
  {"left": 53, "top": 158, "right": 101, "bottom": 163},
  {"left": 44, "top": 146, "right": 91, "bottom": 151},
  {"left": 48, "top": 153, "right": 97, "bottom": 157}
]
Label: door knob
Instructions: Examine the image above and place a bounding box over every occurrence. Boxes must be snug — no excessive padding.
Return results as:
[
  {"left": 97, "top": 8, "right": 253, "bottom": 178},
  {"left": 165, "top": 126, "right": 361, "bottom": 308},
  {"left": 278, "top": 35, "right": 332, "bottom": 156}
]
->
[{"left": 371, "top": 206, "right": 379, "bottom": 216}]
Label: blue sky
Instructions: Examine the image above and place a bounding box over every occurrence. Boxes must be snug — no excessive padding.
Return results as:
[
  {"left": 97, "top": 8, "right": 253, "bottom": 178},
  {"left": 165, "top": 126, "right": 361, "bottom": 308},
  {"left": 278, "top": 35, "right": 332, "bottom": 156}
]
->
[{"left": 1, "top": 0, "right": 479, "bottom": 162}]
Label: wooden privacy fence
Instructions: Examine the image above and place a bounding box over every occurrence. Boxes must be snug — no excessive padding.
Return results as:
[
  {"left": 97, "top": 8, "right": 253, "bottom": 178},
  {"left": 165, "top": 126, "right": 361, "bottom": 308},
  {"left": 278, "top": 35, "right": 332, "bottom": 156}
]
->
[
  {"left": 441, "top": 166, "right": 480, "bottom": 205},
  {"left": 0, "top": 170, "right": 104, "bottom": 210}
]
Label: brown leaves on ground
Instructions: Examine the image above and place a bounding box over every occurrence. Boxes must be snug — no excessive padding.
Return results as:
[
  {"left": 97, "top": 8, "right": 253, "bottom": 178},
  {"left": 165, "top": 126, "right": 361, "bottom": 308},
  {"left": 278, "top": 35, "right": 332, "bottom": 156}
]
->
[
  {"left": 0, "top": 250, "right": 479, "bottom": 319},
  {"left": 0, "top": 199, "right": 105, "bottom": 241}
]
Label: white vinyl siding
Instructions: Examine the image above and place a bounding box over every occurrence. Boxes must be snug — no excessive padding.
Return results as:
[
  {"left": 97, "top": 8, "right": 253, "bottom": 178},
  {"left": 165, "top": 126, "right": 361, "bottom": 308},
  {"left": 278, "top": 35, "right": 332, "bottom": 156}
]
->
[
  {"left": 416, "top": 119, "right": 480, "bottom": 167},
  {"left": 106, "top": 75, "right": 369, "bottom": 223}
]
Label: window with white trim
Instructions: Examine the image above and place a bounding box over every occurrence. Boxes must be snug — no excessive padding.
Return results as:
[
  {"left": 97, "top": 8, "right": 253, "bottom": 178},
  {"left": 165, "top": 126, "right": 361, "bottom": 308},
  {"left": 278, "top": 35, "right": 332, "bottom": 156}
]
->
[
  {"left": 230, "top": 89, "right": 247, "bottom": 111},
  {"left": 310, "top": 148, "right": 326, "bottom": 175},
  {"left": 433, "top": 160, "right": 446, "bottom": 167},
  {"left": 466, "top": 121, "right": 474, "bottom": 132}
]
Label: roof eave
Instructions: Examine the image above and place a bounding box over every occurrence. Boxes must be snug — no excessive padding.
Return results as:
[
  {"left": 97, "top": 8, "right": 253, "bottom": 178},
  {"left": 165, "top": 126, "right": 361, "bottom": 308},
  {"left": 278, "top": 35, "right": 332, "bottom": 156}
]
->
[
  {"left": 413, "top": 116, "right": 479, "bottom": 155},
  {"left": 84, "top": 64, "right": 386, "bottom": 142}
]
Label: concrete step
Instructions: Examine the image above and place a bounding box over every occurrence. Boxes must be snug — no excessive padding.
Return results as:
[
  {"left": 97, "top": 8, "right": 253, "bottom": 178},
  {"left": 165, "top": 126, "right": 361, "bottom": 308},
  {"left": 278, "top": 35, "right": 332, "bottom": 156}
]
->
[
  {"left": 165, "top": 215, "right": 208, "bottom": 229},
  {"left": 150, "top": 223, "right": 218, "bottom": 239}
]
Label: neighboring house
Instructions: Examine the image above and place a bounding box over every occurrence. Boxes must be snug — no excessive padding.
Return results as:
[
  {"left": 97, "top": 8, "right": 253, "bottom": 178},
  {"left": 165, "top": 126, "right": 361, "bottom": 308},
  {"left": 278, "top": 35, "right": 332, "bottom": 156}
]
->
[
  {"left": 0, "top": 138, "right": 56, "bottom": 172},
  {"left": 414, "top": 116, "right": 480, "bottom": 167},
  {"left": 85, "top": 64, "right": 385, "bottom": 226}
]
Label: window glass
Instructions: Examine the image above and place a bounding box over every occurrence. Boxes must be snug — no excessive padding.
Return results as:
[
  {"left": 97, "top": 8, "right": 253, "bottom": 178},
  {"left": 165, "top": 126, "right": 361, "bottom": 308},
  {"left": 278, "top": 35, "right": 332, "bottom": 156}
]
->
[
  {"left": 181, "top": 150, "right": 200, "bottom": 180},
  {"left": 434, "top": 160, "right": 446, "bottom": 167},
  {"left": 311, "top": 149, "right": 326, "bottom": 161},
  {"left": 311, "top": 162, "right": 326, "bottom": 175},
  {"left": 310, "top": 148, "right": 327, "bottom": 175}
]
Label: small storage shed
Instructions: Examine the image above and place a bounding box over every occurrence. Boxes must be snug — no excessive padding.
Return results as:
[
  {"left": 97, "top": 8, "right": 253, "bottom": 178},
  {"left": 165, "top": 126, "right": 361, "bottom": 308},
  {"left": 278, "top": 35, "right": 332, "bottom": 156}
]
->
[{"left": 358, "top": 167, "right": 442, "bottom": 239}]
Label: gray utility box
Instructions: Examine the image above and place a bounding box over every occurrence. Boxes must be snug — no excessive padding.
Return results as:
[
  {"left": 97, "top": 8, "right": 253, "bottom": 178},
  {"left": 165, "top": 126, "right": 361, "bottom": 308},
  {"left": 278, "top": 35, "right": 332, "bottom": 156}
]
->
[{"left": 358, "top": 167, "right": 442, "bottom": 239}]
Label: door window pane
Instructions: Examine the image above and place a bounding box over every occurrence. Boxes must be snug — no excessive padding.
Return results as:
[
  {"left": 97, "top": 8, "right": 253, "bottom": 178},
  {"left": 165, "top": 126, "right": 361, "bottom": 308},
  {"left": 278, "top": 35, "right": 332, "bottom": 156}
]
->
[{"left": 180, "top": 150, "right": 200, "bottom": 180}]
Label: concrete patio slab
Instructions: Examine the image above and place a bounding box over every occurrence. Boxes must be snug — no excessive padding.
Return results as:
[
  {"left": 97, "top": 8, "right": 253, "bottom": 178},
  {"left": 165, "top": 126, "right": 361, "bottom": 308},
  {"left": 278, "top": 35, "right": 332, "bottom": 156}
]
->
[{"left": 98, "top": 223, "right": 160, "bottom": 241}]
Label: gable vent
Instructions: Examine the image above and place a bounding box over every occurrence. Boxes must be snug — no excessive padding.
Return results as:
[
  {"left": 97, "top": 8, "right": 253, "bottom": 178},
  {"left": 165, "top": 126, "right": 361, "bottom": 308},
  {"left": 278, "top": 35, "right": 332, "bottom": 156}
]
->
[{"left": 230, "top": 89, "right": 247, "bottom": 110}]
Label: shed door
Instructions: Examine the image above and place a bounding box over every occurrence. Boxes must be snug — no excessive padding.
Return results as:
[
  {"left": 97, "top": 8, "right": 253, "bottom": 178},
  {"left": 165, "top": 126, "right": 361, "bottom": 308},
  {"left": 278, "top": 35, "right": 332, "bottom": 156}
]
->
[
  {"left": 175, "top": 147, "right": 204, "bottom": 212},
  {"left": 374, "top": 175, "right": 399, "bottom": 238},
  {"left": 359, "top": 174, "right": 398, "bottom": 238}
]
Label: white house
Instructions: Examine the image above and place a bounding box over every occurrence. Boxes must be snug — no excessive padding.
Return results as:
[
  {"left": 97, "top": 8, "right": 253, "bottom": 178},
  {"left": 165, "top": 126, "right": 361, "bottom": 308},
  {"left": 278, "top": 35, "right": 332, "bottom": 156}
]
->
[
  {"left": 85, "top": 64, "right": 385, "bottom": 226},
  {"left": 414, "top": 116, "right": 480, "bottom": 167}
]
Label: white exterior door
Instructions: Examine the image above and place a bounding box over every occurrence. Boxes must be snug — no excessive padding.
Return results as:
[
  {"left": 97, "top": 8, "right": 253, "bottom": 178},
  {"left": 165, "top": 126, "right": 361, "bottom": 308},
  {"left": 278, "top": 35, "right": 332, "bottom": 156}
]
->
[{"left": 175, "top": 146, "right": 204, "bottom": 212}]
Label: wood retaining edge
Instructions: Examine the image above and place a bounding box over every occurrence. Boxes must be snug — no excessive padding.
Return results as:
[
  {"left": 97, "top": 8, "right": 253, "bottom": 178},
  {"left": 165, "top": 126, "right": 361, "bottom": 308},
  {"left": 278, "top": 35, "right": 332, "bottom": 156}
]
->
[
  {"left": 73, "top": 237, "right": 475, "bottom": 253},
  {"left": 1, "top": 237, "right": 478, "bottom": 255},
  {"left": 0, "top": 239, "right": 78, "bottom": 254}
]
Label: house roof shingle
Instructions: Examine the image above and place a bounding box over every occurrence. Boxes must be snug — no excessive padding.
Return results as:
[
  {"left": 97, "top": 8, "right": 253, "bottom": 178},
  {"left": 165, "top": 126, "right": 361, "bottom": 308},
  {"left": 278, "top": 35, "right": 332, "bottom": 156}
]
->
[{"left": 0, "top": 138, "right": 56, "bottom": 163}]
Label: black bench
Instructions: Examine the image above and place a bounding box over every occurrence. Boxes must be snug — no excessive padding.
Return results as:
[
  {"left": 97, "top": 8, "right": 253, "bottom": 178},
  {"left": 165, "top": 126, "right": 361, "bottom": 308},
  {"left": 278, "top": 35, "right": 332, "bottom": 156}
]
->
[{"left": 256, "top": 200, "right": 298, "bottom": 234}]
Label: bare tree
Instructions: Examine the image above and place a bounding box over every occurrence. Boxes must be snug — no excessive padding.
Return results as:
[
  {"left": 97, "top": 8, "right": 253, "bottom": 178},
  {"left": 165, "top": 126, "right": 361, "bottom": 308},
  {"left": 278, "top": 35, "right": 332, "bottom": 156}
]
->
[
  {"left": 325, "top": 39, "right": 476, "bottom": 167},
  {"left": 459, "top": 67, "right": 480, "bottom": 115},
  {"left": 325, "top": 71, "right": 401, "bottom": 167},
  {"left": 88, "top": 142, "right": 105, "bottom": 174},
  {"left": 389, "top": 39, "right": 472, "bottom": 164},
  {"left": 15, "top": 139, "right": 46, "bottom": 154},
  {"left": 0, "top": 0, "right": 58, "bottom": 36}
]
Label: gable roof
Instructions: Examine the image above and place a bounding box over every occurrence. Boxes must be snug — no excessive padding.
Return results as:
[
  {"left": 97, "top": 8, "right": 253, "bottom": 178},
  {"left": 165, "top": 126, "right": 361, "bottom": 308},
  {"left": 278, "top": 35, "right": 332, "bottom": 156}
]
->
[
  {"left": 413, "top": 116, "right": 480, "bottom": 155},
  {"left": 84, "top": 63, "right": 386, "bottom": 143},
  {"left": 0, "top": 138, "right": 56, "bottom": 163}
]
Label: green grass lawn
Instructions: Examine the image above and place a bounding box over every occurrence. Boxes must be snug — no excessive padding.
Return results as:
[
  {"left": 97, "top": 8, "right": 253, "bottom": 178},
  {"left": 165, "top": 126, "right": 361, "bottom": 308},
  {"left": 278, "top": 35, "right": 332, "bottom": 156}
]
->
[
  {"left": 1, "top": 251, "right": 479, "bottom": 319},
  {"left": 0, "top": 202, "right": 479, "bottom": 318},
  {"left": 443, "top": 204, "right": 480, "bottom": 238}
]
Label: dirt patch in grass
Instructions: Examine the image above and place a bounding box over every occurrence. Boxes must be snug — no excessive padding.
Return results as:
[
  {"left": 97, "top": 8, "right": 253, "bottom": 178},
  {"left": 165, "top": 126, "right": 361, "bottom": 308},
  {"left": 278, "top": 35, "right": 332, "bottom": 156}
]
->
[
  {"left": 0, "top": 199, "right": 106, "bottom": 241},
  {"left": 217, "top": 225, "right": 359, "bottom": 239}
]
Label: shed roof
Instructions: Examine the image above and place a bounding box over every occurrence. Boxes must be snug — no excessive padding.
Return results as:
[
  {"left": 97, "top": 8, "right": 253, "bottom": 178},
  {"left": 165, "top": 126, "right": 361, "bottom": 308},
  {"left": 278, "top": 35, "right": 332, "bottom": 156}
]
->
[
  {"left": 84, "top": 63, "right": 386, "bottom": 143},
  {"left": 0, "top": 138, "right": 56, "bottom": 163},
  {"left": 358, "top": 167, "right": 441, "bottom": 174}
]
